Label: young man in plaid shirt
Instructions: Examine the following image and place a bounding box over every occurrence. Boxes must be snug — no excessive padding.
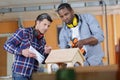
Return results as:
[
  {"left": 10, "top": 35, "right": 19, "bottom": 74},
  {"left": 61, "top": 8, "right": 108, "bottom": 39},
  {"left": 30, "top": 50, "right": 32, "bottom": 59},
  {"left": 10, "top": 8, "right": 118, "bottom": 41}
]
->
[{"left": 4, "top": 13, "right": 53, "bottom": 80}]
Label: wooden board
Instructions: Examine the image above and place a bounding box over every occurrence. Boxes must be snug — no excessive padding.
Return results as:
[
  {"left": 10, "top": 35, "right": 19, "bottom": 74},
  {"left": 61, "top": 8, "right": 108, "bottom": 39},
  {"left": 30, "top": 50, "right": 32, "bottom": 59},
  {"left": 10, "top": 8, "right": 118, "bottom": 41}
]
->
[
  {"left": 45, "top": 48, "right": 84, "bottom": 63},
  {"left": 32, "top": 65, "right": 118, "bottom": 80}
]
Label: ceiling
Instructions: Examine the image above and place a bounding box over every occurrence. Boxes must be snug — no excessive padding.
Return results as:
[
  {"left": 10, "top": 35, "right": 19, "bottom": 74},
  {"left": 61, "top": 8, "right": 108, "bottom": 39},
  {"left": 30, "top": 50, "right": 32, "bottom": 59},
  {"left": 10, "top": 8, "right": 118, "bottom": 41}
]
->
[
  {"left": 0, "top": 0, "right": 118, "bottom": 21},
  {"left": 0, "top": 0, "right": 100, "bottom": 8},
  {"left": 1, "top": 0, "right": 118, "bottom": 8},
  {"left": 0, "top": 0, "right": 59, "bottom": 8}
]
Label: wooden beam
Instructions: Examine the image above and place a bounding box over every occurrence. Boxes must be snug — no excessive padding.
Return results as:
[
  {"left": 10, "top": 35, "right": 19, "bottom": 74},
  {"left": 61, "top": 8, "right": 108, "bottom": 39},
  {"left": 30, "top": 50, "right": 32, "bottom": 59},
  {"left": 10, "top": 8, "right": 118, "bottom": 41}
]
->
[{"left": 32, "top": 65, "right": 118, "bottom": 80}]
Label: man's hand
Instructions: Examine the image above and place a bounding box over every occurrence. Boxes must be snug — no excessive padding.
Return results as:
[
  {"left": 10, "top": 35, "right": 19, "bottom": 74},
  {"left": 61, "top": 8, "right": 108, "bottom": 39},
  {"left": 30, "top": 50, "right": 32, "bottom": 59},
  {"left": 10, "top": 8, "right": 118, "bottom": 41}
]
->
[
  {"left": 76, "top": 40, "right": 85, "bottom": 49},
  {"left": 22, "top": 48, "right": 36, "bottom": 58},
  {"left": 44, "top": 45, "right": 52, "bottom": 54},
  {"left": 72, "top": 38, "right": 84, "bottom": 49}
]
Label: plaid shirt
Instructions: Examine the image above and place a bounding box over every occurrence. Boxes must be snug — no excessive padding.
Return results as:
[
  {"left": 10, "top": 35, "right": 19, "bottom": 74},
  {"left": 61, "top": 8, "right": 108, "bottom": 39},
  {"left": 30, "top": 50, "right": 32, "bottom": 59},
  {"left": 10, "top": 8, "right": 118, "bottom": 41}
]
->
[{"left": 4, "top": 27, "right": 47, "bottom": 77}]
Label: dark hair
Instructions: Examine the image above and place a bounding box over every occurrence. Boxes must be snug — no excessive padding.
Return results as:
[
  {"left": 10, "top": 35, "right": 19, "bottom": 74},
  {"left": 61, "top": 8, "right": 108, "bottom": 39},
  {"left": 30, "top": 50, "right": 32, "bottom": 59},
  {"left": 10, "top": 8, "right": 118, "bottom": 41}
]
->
[
  {"left": 56, "top": 3, "right": 73, "bottom": 13},
  {"left": 36, "top": 13, "right": 53, "bottom": 22}
]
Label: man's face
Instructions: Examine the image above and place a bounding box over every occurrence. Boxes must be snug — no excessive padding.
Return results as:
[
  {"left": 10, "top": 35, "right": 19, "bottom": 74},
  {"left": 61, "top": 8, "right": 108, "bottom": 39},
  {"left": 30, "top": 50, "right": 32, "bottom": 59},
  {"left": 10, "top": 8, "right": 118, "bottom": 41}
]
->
[
  {"left": 36, "top": 19, "right": 51, "bottom": 34},
  {"left": 58, "top": 7, "right": 74, "bottom": 24}
]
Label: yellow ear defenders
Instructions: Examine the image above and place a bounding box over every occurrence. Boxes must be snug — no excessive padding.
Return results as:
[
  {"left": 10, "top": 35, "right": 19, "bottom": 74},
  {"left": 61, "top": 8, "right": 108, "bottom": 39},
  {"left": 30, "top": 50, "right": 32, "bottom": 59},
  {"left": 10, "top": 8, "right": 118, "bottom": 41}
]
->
[{"left": 67, "top": 16, "right": 78, "bottom": 28}]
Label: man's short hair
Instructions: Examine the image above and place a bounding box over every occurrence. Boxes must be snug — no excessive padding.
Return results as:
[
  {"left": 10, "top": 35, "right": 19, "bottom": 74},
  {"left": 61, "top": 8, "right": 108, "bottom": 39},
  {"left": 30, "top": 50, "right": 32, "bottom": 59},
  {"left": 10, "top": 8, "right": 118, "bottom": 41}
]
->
[
  {"left": 36, "top": 13, "right": 53, "bottom": 22},
  {"left": 56, "top": 3, "right": 73, "bottom": 13}
]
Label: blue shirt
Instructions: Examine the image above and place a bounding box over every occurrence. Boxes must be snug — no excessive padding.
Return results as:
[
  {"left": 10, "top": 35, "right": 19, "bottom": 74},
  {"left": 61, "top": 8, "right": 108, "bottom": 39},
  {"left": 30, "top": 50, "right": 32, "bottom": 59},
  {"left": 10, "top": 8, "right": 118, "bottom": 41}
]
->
[
  {"left": 4, "top": 27, "right": 47, "bottom": 77},
  {"left": 59, "top": 14, "right": 104, "bottom": 66}
]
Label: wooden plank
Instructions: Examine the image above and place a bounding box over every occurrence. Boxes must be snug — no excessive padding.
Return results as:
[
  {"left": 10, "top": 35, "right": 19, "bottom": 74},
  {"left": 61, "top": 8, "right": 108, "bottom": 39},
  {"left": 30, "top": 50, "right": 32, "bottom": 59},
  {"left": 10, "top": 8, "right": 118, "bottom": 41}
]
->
[
  {"left": 45, "top": 48, "right": 85, "bottom": 63},
  {"left": 32, "top": 65, "right": 118, "bottom": 80}
]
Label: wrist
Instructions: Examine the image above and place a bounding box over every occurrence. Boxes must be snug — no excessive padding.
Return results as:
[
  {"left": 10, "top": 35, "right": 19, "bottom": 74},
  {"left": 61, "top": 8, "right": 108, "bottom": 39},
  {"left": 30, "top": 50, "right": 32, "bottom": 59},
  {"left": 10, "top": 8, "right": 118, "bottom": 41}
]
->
[{"left": 81, "top": 39, "right": 87, "bottom": 45}]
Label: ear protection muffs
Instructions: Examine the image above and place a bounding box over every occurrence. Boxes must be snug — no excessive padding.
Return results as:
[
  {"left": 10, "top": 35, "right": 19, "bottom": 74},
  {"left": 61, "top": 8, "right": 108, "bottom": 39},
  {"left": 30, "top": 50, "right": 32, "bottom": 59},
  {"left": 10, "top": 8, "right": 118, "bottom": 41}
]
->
[
  {"left": 67, "top": 16, "right": 78, "bottom": 28},
  {"left": 33, "top": 28, "right": 44, "bottom": 39}
]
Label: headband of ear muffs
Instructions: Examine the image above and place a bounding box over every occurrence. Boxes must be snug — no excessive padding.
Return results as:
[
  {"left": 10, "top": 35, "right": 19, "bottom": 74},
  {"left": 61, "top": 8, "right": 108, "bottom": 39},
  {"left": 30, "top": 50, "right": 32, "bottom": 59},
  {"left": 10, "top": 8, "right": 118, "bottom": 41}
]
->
[
  {"left": 33, "top": 28, "right": 44, "bottom": 39},
  {"left": 67, "top": 16, "right": 78, "bottom": 28}
]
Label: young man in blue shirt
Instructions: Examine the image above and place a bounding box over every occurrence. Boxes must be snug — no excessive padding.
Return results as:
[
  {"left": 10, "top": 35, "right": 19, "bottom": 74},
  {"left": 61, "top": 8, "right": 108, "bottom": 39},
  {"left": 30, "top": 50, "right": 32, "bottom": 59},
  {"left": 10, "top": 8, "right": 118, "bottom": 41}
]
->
[{"left": 56, "top": 3, "right": 105, "bottom": 66}]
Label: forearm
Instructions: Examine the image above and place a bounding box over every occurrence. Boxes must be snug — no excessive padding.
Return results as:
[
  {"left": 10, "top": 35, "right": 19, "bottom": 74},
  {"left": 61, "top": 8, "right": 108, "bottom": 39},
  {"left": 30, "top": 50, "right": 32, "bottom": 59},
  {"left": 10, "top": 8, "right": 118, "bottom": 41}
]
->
[
  {"left": 82, "top": 37, "right": 98, "bottom": 45},
  {"left": 77, "top": 37, "right": 98, "bottom": 49}
]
